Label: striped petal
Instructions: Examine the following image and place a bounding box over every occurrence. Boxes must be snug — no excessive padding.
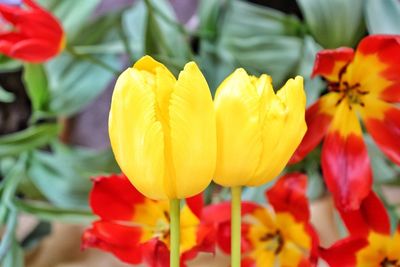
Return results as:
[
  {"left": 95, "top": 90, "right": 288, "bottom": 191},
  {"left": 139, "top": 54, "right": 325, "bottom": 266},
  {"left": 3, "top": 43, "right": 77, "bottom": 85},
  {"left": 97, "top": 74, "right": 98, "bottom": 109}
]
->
[
  {"left": 322, "top": 100, "right": 372, "bottom": 210},
  {"left": 361, "top": 97, "right": 400, "bottom": 165},
  {"left": 311, "top": 48, "right": 354, "bottom": 81},
  {"left": 290, "top": 93, "right": 338, "bottom": 163}
]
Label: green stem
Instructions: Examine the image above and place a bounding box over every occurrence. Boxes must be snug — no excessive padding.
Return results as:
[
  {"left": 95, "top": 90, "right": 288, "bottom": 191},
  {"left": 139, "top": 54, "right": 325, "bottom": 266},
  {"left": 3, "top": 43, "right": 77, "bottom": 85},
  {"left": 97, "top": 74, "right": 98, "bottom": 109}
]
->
[
  {"left": 231, "top": 186, "right": 241, "bottom": 267},
  {"left": 170, "top": 199, "right": 180, "bottom": 267}
]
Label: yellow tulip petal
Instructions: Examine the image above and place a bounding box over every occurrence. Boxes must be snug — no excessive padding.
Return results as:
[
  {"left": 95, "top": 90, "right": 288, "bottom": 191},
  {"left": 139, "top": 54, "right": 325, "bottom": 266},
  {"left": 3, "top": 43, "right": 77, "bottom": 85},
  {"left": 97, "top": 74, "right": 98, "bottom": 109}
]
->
[
  {"left": 213, "top": 68, "right": 263, "bottom": 187},
  {"left": 180, "top": 205, "right": 200, "bottom": 252},
  {"left": 250, "top": 76, "right": 307, "bottom": 186},
  {"left": 168, "top": 62, "right": 216, "bottom": 198},
  {"left": 109, "top": 68, "right": 168, "bottom": 200}
]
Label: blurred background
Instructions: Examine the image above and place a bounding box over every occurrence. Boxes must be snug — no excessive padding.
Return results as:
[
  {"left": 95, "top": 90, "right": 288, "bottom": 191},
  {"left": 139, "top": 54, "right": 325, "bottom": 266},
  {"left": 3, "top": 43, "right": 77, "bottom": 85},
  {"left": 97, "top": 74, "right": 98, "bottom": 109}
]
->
[{"left": 0, "top": 0, "right": 399, "bottom": 266}]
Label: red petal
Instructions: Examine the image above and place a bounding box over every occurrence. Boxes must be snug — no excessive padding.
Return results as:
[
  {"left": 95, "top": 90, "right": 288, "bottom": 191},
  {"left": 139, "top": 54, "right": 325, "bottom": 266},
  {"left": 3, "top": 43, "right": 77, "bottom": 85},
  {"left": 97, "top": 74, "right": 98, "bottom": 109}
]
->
[
  {"left": 8, "top": 39, "right": 59, "bottom": 62},
  {"left": 320, "top": 237, "right": 368, "bottom": 267},
  {"left": 82, "top": 220, "right": 143, "bottom": 264},
  {"left": 185, "top": 193, "right": 203, "bottom": 219},
  {"left": 312, "top": 48, "right": 354, "bottom": 80},
  {"left": 141, "top": 239, "right": 170, "bottom": 267},
  {"left": 338, "top": 191, "right": 390, "bottom": 236},
  {"left": 90, "top": 174, "right": 145, "bottom": 221},
  {"left": 266, "top": 173, "right": 310, "bottom": 222},
  {"left": 242, "top": 257, "right": 256, "bottom": 267},
  {"left": 322, "top": 130, "right": 372, "bottom": 210},
  {"left": 216, "top": 221, "right": 252, "bottom": 254},
  {"left": 356, "top": 35, "right": 400, "bottom": 103},
  {"left": 290, "top": 95, "right": 335, "bottom": 164},
  {"left": 322, "top": 102, "right": 372, "bottom": 210},
  {"left": 364, "top": 105, "right": 400, "bottom": 165}
]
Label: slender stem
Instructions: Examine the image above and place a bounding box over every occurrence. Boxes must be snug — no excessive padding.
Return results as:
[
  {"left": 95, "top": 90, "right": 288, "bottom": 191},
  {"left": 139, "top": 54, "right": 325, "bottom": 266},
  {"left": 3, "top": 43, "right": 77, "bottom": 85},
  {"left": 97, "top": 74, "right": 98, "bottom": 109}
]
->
[
  {"left": 231, "top": 186, "right": 241, "bottom": 267},
  {"left": 170, "top": 199, "right": 180, "bottom": 267}
]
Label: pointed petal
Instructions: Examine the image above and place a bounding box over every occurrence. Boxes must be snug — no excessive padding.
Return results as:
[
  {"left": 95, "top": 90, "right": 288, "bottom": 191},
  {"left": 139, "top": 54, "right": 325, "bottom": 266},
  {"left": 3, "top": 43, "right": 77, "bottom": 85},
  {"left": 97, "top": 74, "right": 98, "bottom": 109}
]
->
[
  {"left": 213, "top": 68, "right": 263, "bottom": 187},
  {"left": 347, "top": 35, "right": 400, "bottom": 103},
  {"left": 82, "top": 220, "right": 143, "bottom": 264},
  {"left": 338, "top": 191, "right": 390, "bottom": 236},
  {"left": 266, "top": 173, "right": 310, "bottom": 222},
  {"left": 362, "top": 99, "right": 400, "bottom": 165},
  {"left": 249, "top": 76, "right": 307, "bottom": 186},
  {"left": 168, "top": 62, "right": 216, "bottom": 198},
  {"left": 320, "top": 237, "right": 368, "bottom": 267},
  {"left": 90, "top": 174, "right": 145, "bottom": 221},
  {"left": 312, "top": 48, "right": 354, "bottom": 80},
  {"left": 109, "top": 68, "right": 167, "bottom": 200},
  {"left": 322, "top": 101, "right": 372, "bottom": 210},
  {"left": 290, "top": 93, "right": 338, "bottom": 163}
]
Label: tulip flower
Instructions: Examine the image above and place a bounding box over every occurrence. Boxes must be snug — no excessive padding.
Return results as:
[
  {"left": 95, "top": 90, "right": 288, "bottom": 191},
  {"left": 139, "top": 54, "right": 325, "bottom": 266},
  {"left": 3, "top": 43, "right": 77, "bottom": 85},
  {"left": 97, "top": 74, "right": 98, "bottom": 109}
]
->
[
  {"left": 213, "top": 68, "right": 307, "bottom": 266},
  {"left": 291, "top": 35, "right": 400, "bottom": 211},
  {"left": 108, "top": 55, "right": 216, "bottom": 266},
  {"left": 204, "top": 173, "right": 319, "bottom": 266},
  {"left": 82, "top": 174, "right": 215, "bottom": 267},
  {"left": 320, "top": 191, "right": 399, "bottom": 267},
  {"left": 0, "top": 0, "right": 64, "bottom": 62}
]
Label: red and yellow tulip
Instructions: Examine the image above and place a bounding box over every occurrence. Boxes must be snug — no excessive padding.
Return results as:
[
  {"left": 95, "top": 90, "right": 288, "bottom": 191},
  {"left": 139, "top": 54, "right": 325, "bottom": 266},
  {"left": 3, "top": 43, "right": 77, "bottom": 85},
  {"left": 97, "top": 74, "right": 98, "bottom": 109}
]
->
[
  {"left": 82, "top": 174, "right": 215, "bottom": 267},
  {"left": 0, "top": 0, "right": 64, "bottom": 62},
  {"left": 291, "top": 35, "right": 400, "bottom": 210}
]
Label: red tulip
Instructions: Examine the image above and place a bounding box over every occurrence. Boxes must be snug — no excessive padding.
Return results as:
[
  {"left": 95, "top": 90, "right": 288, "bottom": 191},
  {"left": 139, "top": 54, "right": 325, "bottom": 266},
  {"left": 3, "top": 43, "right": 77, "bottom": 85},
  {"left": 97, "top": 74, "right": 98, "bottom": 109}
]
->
[{"left": 0, "top": 0, "right": 64, "bottom": 62}]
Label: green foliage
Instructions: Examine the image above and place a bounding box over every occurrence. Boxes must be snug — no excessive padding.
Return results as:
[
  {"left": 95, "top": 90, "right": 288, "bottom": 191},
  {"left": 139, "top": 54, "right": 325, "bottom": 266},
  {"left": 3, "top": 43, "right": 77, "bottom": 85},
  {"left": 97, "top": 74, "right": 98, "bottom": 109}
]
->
[
  {"left": 0, "top": 85, "right": 14, "bottom": 103},
  {"left": 297, "top": 0, "right": 365, "bottom": 48},
  {"left": 364, "top": 0, "right": 400, "bottom": 34},
  {"left": 0, "top": 124, "right": 59, "bottom": 158}
]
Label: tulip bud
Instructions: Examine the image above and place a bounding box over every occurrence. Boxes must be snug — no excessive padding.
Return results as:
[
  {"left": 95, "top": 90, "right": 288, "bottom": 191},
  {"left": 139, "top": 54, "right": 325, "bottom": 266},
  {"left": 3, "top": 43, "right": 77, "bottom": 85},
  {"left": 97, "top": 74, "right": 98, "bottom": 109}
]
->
[
  {"left": 109, "top": 56, "right": 216, "bottom": 200},
  {"left": 213, "top": 68, "right": 307, "bottom": 187}
]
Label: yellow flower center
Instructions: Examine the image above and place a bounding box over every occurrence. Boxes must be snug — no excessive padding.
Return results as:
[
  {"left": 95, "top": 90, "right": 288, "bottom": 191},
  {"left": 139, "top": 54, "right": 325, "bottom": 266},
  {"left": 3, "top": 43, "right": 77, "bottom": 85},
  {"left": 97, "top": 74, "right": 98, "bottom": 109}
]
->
[
  {"left": 153, "top": 211, "right": 170, "bottom": 241},
  {"left": 259, "top": 230, "right": 284, "bottom": 254},
  {"left": 328, "top": 65, "right": 369, "bottom": 109}
]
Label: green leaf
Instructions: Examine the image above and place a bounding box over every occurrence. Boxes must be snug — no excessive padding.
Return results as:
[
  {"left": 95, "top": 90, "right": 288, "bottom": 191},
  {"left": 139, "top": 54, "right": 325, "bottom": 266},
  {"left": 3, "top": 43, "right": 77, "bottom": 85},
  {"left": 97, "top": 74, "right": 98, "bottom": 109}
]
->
[
  {"left": 2, "top": 238, "right": 23, "bottom": 267},
  {"left": 0, "top": 85, "right": 14, "bottom": 103},
  {"left": 364, "top": 0, "right": 400, "bottom": 34},
  {"left": 37, "top": 0, "right": 102, "bottom": 41},
  {"left": 297, "top": 0, "right": 365, "bottom": 48},
  {"left": 0, "top": 210, "right": 18, "bottom": 262},
  {"left": 23, "top": 64, "right": 50, "bottom": 113},
  {"left": 27, "top": 142, "right": 119, "bottom": 208},
  {"left": 295, "top": 36, "right": 325, "bottom": 105},
  {"left": 123, "top": 0, "right": 191, "bottom": 72},
  {"left": 43, "top": 52, "right": 119, "bottom": 116},
  {"left": 0, "top": 124, "right": 59, "bottom": 158},
  {"left": 13, "top": 199, "right": 95, "bottom": 223},
  {"left": 217, "top": 0, "right": 305, "bottom": 87}
]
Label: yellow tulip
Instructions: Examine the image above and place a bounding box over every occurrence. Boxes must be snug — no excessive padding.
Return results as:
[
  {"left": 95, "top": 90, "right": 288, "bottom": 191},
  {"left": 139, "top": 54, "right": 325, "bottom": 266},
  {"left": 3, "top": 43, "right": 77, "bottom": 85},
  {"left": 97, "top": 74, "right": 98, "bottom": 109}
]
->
[
  {"left": 109, "top": 56, "right": 216, "bottom": 200},
  {"left": 213, "top": 68, "right": 307, "bottom": 187}
]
